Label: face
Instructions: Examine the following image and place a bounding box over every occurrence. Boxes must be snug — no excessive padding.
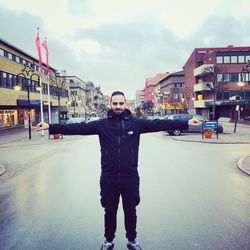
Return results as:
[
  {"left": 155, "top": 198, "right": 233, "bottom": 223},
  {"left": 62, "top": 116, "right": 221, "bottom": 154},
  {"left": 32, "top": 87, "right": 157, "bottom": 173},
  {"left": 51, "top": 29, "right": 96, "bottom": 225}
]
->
[{"left": 110, "top": 95, "right": 126, "bottom": 114}]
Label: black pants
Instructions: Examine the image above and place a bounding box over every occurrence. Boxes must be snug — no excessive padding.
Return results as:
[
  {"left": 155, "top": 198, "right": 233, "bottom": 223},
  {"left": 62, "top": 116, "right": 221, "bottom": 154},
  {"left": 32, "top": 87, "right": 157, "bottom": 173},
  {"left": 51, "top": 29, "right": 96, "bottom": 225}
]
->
[{"left": 100, "top": 175, "right": 140, "bottom": 242}]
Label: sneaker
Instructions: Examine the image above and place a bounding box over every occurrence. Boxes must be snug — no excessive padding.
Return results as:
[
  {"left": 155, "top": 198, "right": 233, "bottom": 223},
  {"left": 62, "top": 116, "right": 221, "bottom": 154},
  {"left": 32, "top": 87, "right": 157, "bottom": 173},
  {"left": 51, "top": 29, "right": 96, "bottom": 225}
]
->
[
  {"left": 100, "top": 240, "right": 114, "bottom": 250},
  {"left": 127, "top": 240, "right": 142, "bottom": 250}
]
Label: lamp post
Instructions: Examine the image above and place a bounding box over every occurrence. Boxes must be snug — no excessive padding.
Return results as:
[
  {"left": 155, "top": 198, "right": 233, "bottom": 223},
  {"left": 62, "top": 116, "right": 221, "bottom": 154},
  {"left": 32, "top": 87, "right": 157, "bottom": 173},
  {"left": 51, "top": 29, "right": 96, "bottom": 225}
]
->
[
  {"left": 70, "top": 90, "right": 78, "bottom": 117},
  {"left": 14, "top": 64, "right": 41, "bottom": 139},
  {"left": 234, "top": 71, "right": 246, "bottom": 133}
]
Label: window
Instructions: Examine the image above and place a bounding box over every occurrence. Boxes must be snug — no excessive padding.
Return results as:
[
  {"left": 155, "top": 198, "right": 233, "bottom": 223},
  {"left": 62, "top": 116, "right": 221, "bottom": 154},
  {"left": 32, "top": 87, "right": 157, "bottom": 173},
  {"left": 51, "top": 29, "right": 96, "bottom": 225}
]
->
[
  {"left": 231, "top": 73, "right": 239, "bottom": 82},
  {"left": 217, "top": 74, "right": 223, "bottom": 82},
  {"left": 242, "top": 73, "right": 250, "bottom": 82},
  {"left": 246, "top": 55, "right": 250, "bottom": 63},
  {"left": 231, "top": 56, "right": 237, "bottom": 63},
  {"left": 2, "top": 72, "right": 7, "bottom": 87},
  {"left": 0, "top": 48, "right": 4, "bottom": 57},
  {"left": 8, "top": 74, "right": 13, "bottom": 88},
  {"left": 216, "top": 56, "right": 223, "bottom": 64},
  {"left": 224, "top": 56, "right": 230, "bottom": 63},
  {"left": 238, "top": 55, "right": 245, "bottom": 63},
  {"left": 16, "top": 56, "right": 20, "bottom": 63},
  {"left": 223, "top": 92, "right": 229, "bottom": 99},
  {"left": 22, "top": 59, "right": 27, "bottom": 66},
  {"left": 7, "top": 52, "right": 13, "bottom": 60},
  {"left": 223, "top": 73, "right": 231, "bottom": 82}
]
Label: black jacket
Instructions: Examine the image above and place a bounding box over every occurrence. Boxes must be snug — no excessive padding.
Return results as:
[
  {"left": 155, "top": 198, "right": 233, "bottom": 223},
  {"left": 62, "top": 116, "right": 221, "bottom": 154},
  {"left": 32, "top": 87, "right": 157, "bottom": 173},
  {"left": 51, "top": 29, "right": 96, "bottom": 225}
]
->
[{"left": 49, "top": 109, "right": 188, "bottom": 177}]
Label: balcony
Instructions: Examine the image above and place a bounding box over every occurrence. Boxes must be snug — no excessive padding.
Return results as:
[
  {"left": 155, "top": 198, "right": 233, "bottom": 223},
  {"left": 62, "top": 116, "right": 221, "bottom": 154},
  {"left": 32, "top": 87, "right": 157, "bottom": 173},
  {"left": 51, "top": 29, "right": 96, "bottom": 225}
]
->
[
  {"left": 194, "top": 82, "right": 214, "bottom": 92},
  {"left": 193, "top": 64, "right": 214, "bottom": 76},
  {"left": 193, "top": 99, "right": 213, "bottom": 108}
]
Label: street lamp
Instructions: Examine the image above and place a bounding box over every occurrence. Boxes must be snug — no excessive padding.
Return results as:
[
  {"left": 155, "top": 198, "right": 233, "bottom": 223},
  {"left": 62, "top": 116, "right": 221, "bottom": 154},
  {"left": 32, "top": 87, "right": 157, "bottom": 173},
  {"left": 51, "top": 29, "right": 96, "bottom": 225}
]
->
[
  {"left": 234, "top": 69, "right": 246, "bottom": 133},
  {"left": 70, "top": 90, "right": 78, "bottom": 117},
  {"left": 14, "top": 64, "right": 41, "bottom": 139}
]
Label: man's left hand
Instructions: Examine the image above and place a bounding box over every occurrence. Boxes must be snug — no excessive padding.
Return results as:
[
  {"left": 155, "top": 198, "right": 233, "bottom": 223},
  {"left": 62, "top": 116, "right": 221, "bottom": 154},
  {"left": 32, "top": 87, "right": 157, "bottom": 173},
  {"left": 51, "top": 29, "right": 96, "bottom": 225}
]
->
[{"left": 188, "top": 118, "right": 201, "bottom": 126}]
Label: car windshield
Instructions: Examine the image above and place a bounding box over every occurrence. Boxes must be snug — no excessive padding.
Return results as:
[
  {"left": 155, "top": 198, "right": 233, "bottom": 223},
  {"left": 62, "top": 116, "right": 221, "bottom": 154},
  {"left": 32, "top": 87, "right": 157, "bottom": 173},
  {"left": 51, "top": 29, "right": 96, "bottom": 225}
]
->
[{"left": 193, "top": 115, "right": 208, "bottom": 122}]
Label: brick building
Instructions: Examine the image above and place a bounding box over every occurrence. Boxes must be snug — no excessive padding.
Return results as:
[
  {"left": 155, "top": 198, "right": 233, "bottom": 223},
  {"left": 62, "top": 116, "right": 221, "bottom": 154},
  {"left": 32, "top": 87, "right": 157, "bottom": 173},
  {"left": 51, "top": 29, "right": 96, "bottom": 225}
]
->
[
  {"left": 184, "top": 45, "right": 250, "bottom": 120},
  {"left": 158, "top": 70, "right": 186, "bottom": 115}
]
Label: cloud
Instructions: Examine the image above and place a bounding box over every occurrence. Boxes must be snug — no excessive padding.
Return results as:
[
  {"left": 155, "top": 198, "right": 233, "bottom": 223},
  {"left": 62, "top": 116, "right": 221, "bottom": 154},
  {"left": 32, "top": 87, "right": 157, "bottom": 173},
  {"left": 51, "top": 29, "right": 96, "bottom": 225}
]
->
[{"left": 0, "top": 0, "right": 250, "bottom": 99}]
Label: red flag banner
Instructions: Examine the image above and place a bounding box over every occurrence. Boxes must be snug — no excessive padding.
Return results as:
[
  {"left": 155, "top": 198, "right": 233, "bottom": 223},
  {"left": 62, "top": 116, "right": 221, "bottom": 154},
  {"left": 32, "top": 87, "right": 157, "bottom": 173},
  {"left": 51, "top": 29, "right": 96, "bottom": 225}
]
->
[
  {"left": 42, "top": 39, "right": 51, "bottom": 76},
  {"left": 35, "top": 32, "right": 43, "bottom": 72}
]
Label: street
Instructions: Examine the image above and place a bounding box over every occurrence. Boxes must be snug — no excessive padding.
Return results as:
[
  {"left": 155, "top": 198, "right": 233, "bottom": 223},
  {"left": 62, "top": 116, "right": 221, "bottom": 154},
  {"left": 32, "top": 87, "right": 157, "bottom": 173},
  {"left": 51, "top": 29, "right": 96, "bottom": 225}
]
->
[{"left": 0, "top": 131, "right": 250, "bottom": 250}]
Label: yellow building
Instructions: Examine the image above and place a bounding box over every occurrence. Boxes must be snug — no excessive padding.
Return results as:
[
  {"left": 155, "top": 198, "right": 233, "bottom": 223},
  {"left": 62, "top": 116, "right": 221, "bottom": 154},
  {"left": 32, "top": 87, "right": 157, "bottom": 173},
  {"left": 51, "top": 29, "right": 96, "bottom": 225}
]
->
[{"left": 0, "top": 38, "right": 69, "bottom": 128}]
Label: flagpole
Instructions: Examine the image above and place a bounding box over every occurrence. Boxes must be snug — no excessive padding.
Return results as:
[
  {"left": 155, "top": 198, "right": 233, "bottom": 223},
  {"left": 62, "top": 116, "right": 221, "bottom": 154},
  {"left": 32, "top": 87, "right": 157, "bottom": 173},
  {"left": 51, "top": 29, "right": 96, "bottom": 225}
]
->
[
  {"left": 42, "top": 37, "right": 52, "bottom": 124},
  {"left": 39, "top": 71, "right": 44, "bottom": 136},
  {"left": 36, "top": 27, "right": 44, "bottom": 136},
  {"left": 47, "top": 76, "right": 51, "bottom": 123}
]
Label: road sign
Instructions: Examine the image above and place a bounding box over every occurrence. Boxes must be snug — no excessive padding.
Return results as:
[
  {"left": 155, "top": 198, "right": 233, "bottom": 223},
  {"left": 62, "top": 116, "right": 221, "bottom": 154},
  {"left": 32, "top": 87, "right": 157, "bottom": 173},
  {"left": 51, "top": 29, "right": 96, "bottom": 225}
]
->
[
  {"left": 202, "top": 121, "right": 219, "bottom": 139},
  {"left": 203, "top": 121, "right": 218, "bottom": 129}
]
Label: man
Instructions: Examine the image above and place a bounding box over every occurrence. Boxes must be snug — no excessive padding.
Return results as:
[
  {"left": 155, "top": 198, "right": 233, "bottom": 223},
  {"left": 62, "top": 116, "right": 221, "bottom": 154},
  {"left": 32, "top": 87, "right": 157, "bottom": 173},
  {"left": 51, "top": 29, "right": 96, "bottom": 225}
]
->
[{"left": 37, "top": 91, "right": 200, "bottom": 250}]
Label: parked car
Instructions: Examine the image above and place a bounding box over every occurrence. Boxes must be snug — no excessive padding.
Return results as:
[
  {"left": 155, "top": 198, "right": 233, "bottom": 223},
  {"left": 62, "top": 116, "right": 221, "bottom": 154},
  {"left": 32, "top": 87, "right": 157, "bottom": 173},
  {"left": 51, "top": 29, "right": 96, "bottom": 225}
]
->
[
  {"left": 66, "top": 117, "right": 86, "bottom": 124},
  {"left": 163, "top": 114, "right": 224, "bottom": 136},
  {"left": 87, "top": 116, "right": 100, "bottom": 122}
]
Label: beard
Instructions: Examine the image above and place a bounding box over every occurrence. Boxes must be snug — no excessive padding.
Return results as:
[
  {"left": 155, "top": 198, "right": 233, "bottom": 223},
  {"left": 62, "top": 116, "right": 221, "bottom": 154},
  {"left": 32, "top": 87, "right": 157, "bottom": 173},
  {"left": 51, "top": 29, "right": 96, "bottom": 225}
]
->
[{"left": 114, "top": 108, "right": 123, "bottom": 114}]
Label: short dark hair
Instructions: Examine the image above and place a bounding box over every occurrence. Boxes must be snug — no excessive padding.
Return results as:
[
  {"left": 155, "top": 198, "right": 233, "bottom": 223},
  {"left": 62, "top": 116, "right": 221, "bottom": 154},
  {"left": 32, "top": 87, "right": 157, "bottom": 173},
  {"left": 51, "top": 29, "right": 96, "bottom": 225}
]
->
[{"left": 111, "top": 91, "right": 126, "bottom": 100}]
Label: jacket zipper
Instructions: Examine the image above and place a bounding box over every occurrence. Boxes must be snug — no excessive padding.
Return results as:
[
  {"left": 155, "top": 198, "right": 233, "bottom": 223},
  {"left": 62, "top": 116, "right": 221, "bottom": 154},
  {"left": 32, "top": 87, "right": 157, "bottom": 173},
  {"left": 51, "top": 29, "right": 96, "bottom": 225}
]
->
[{"left": 117, "top": 118, "right": 121, "bottom": 177}]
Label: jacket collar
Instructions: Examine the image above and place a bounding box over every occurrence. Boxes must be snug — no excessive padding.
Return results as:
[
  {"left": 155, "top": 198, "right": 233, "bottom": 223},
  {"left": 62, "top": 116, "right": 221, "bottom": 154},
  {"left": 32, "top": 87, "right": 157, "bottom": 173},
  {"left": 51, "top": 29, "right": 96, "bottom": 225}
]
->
[{"left": 107, "top": 108, "right": 132, "bottom": 120}]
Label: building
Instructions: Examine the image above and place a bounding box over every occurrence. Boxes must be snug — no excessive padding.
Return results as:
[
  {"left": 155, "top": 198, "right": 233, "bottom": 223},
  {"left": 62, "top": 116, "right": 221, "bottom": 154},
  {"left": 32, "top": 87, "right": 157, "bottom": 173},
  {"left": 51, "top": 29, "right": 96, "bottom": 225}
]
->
[
  {"left": 0, "top": 38, "right": 69, "bottom": 128},
  {"left": 158, "top": 70, "right": 186, "bottom": 115},
  {"left": 126, "top": 99, "right": 135, "bottom": 113},
  {"left": 135, "top": 89, "right": 144, "bottom": 108},
  {"left": 64, "top": 76, "right": 87, "bottom": 117},
  {"left": 184, "top": 45, "right": 250, "bottom": 120},
  {"left": 144, "top": 72, "right": 169, "bottom": 111}
]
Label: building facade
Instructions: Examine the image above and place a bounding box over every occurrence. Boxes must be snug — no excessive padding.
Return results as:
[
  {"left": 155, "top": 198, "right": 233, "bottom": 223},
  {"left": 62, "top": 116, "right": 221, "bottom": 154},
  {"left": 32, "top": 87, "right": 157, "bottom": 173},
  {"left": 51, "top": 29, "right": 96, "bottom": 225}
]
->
[
  {"left": 184, "top": 45, "right": 250, "bottom": 120},
  {"left": 158, "top": 70, "right": 185, "bottom": 115},
  {"left": 0, "top": 38, "right": 69, "bottom": 128}
]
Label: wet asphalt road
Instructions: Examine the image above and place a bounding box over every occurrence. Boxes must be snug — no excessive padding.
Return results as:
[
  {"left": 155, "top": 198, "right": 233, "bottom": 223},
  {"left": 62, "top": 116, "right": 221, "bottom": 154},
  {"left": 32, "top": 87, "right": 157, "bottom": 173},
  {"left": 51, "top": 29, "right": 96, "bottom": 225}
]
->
[{"left": 0, "top": 132, "right": 250, "bottom": 250}]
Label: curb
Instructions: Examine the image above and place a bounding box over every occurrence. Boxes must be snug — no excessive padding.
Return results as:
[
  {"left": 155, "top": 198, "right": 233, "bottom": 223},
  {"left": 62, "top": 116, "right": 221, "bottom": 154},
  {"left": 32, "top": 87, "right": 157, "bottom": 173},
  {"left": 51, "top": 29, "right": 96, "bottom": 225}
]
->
[
  {"left": 170, "top": 137, "right": 250, "bottom": 144},
  {"left": 0, "top": 164, "right": 6, "bottom": 176},
  {"left": 237, "top": 156, "right": 250, "bottom": 176}
]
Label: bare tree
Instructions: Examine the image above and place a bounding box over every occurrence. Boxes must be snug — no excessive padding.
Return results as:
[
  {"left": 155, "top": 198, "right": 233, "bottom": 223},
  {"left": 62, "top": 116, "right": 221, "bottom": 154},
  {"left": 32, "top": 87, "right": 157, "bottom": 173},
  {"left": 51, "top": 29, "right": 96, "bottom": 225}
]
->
[{"left": 50, "top": 70, "right": 68, "bottom": 123}]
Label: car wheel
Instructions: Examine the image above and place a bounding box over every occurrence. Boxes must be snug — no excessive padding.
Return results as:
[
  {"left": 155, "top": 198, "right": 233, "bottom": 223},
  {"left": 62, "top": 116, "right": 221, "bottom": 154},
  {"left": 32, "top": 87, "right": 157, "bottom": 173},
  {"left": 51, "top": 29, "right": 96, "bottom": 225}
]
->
[{"left": 172, "top": 129, "right": 181, "bottom": 136}]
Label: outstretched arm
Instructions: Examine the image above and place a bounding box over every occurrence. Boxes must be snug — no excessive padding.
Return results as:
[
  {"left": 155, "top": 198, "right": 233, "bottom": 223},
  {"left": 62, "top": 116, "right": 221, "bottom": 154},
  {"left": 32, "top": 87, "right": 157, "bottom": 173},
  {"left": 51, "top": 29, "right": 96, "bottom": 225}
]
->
[
  {"left": 37, "top": 121, "right": 99, "bottom": 135},
  {"left": 139, "top": 117, "right": 201, "bottom": 134}
]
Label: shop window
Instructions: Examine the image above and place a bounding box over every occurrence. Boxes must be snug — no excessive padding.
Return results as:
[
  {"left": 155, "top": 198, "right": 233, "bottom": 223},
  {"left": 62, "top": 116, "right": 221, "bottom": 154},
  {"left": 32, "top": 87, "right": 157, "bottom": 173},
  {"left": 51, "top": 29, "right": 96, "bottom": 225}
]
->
[{"left": 0, "top": 110, "right": 18, "bottom": 127}]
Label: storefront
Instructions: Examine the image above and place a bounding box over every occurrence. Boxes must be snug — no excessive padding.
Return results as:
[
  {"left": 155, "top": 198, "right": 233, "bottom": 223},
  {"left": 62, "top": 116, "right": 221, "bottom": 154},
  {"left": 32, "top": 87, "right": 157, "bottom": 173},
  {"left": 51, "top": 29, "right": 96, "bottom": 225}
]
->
[{"left": 0, "top": 109, "right": 18, "bottom": 127}]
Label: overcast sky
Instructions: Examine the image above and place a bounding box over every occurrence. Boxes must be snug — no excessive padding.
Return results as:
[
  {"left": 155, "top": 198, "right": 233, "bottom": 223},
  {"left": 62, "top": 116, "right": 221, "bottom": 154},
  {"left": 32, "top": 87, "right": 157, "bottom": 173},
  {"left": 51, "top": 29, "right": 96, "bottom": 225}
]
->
[{"left": 0, "top": 0, "right": 250, "bottom": 99}]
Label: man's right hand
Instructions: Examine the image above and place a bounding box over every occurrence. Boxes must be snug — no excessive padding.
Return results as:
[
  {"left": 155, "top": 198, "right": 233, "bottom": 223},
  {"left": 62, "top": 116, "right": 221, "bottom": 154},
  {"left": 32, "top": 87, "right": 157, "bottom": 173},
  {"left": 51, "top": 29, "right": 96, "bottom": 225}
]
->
[{"left": 37, "top": 122, "right": 49, "bottom": 131}]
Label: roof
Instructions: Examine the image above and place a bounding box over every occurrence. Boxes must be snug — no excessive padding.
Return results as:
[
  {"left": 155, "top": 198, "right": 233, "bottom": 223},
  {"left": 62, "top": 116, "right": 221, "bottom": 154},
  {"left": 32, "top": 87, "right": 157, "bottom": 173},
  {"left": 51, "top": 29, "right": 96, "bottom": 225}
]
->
[
  {"left": 158, "top": 70, "right": 184, "bottom": 84},
  {"left": 146, "top": 72, "right": 169, "bottom": 87}
]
